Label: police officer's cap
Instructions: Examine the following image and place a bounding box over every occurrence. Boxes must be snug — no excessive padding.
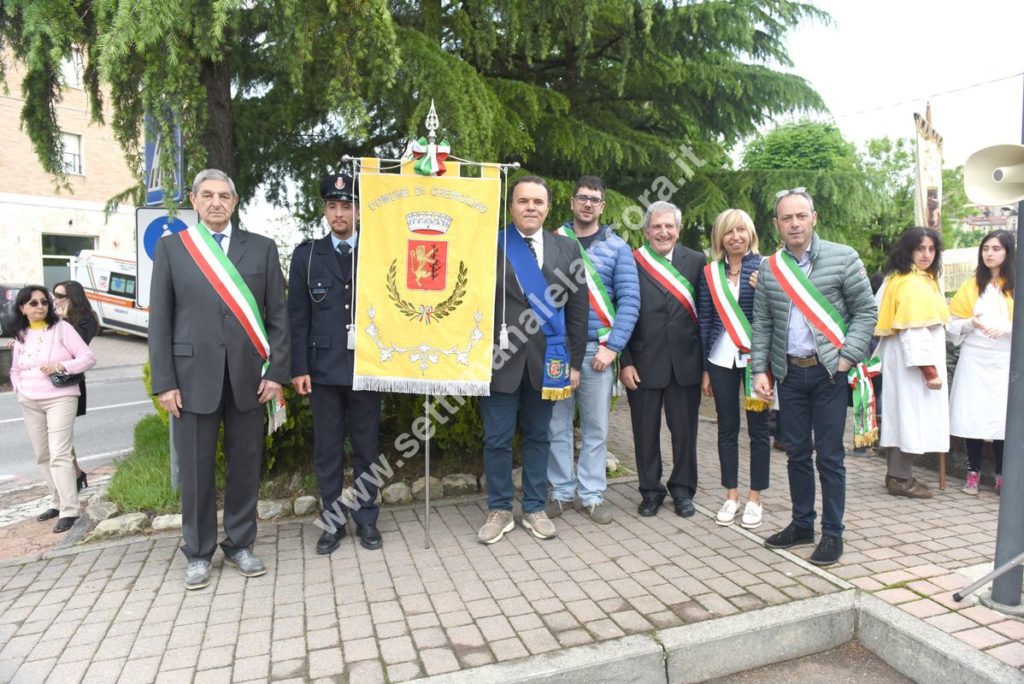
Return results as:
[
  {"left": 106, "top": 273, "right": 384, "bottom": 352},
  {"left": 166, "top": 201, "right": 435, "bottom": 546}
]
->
[{"left": 319, "top": 173, "right": 357, "bottom": 202}]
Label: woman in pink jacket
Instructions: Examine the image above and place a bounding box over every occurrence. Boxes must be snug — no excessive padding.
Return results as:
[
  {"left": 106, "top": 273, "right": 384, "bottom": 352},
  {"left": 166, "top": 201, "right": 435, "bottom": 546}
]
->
[{"left": 10, "top": 286, "right": 96, "bottom": 532}]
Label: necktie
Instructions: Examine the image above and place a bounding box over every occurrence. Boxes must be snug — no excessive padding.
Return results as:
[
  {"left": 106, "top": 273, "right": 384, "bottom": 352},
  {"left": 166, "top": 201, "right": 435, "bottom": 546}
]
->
[
  {"left": 337, "top": 242, "right": 352, "bottom": 281},
  {"left": 213, "top": 233, "right": 226, "bottom": 251},
  {"left": 523, "top": 236, "right": 538, "bottom": 263}
]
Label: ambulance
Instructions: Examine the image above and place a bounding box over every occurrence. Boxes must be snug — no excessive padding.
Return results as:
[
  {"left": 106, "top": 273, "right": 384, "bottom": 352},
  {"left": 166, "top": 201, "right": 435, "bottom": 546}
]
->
[{"left": 70, "top": 251, "right": 149, "bottom": 337}]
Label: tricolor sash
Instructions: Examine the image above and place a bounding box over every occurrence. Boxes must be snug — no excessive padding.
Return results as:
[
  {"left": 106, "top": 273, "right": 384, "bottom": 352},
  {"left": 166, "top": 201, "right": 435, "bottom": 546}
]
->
[
  {"left": 704, "top": 260, "right": 769, "bottom": 411},
  {"left": 556, "top": 225, "right": 616, "bottom": 345},
  {"left": 179, "top": 224, "right": 285, "bottom": 433},
  {"left": 847, "top": 356, "right": 881, "bottom": 447},
  {"left": 179, "top": 224, "right": 271, "bottom": 371},
  {"left": 499, "top": 228, "right": 572, "bottom": 400},
  {"left": 768, "top": 250, "right": 847, "bottom": 348},
  {"left": 634, "top": 244, "right": 697, "bottom": 322}
]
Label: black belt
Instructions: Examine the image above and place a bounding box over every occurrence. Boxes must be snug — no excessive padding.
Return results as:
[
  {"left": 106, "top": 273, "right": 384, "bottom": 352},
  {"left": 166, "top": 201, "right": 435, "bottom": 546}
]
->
[{"left": 787, "top": 355, "right": 819, "bottom": 368}]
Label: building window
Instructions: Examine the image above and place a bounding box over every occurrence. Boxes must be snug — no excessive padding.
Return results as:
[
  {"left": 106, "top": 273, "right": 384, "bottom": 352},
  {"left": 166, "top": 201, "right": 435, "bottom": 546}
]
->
[
  {"left": 60, "top": 48, "right": 84, "bottom": 89},
  {"left": 61, "top": 132, "right": 83, "bottom": 175},
  {"left": 42, "top": 234, "right": 97, "bottom": 289}
]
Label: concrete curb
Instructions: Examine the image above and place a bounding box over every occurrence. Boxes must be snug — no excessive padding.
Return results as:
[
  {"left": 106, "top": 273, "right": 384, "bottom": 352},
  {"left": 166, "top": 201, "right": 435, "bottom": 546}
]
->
[
  {"left": 406, "top": 634, "right": 666, "bottom": 684},
  {"left": 87, "top": 364, "right": 145, "bottom": 383},
  {"left": 409, "top": 588, "right": 1022, "bottom": 684},
  {"left": 660, "top": 590, "right": 856, "bottom": 683},
  {"left": 857, "top": 591, "right": 1023, "bottom": 684}
]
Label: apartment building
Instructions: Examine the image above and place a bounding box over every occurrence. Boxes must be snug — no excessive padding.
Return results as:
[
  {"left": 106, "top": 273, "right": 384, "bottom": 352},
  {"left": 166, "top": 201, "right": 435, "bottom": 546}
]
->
[{"left": 0, "top": 47, "right": 136, "bottom": 287}]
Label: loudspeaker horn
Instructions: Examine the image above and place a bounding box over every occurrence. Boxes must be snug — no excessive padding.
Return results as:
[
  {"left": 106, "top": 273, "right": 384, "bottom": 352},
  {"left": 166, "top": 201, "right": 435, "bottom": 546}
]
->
[{"left": 964, "top": 144, "right": 1024, "bottom": 206}]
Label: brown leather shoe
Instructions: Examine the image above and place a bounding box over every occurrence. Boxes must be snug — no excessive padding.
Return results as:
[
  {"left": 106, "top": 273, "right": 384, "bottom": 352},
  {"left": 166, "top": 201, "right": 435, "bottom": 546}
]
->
[{"left": 887, "top": 477, "right": 933, "bottom": 499}]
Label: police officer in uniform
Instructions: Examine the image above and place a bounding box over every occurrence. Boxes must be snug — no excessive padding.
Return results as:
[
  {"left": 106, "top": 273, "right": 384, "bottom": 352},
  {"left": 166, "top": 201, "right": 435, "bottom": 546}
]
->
[{"left": 288, "top": 173, "right": 383, "bottom": 553}]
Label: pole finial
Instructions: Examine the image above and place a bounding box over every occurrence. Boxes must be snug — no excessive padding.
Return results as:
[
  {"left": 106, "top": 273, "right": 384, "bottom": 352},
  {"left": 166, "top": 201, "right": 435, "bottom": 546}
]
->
[{"left": 426, "top": 99, "right": 439, "bottom": 144}]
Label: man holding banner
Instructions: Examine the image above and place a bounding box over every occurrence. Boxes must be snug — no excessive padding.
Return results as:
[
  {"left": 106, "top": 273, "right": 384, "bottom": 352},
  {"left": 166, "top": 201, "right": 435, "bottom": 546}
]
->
[
  {"left": 547, "top": 176, "right": 640, "bottom": 525},
  {"left": 751, "top": 188, "right": 876, "bottom": 567},
  {"left": 479, "top": 176, "right": 588, "bottom": 545},
  {"left": 149, "top": 169, "right": 291, "bottom": 590}
]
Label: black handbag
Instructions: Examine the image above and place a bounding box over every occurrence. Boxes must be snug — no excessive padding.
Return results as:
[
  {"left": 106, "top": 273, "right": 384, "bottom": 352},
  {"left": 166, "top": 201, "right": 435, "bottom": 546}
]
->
[
  {"left": 50, "top": 371, "right": 85, "bottom": 387},
  {"left": 47, "top": 322, "right": 86, "bottom": 388}
]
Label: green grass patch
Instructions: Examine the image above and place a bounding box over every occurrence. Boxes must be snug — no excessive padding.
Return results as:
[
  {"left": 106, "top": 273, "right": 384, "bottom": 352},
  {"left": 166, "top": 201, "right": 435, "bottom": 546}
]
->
[{"left": 107, "top": 414, "right": 181, "bottom": 514}]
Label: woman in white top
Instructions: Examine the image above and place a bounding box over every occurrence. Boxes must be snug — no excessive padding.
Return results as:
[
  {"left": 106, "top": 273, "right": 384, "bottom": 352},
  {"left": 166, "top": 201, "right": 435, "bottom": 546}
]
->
[
  {"left": 948, "top": 230, "right": 1015, "bottom": 495},
  {"left": 697, "top": 209, "right": 770, "bottom": 528}
]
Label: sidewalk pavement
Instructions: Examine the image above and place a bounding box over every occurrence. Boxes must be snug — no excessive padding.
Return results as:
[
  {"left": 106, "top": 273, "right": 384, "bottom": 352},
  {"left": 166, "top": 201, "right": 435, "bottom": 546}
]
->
[{"left": 0, "top": 399, "right": 1022, "bottom": 683}]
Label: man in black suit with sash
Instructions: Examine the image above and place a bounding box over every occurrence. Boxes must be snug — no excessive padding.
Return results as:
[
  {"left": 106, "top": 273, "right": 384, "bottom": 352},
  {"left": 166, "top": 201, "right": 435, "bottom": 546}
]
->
[
  {"left": 620, "top": 201, "right": 705, "bottom": 518},
  {"left": 288, "top": 173, "right": 383, "bottom": 553},
  {"left": 149, "top": 169, "right": 291, "bottom": 590},
  {"left": 478, "top": 175, "right": 589, "bottom": 544}
]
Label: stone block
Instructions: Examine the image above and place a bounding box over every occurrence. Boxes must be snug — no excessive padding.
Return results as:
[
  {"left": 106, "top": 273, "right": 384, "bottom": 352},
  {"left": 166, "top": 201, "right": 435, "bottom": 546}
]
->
[
  {"left": 152, "top": 514, "right": 182, "bottom": 531},
  {"left": 257, "top": 500, "right": 287, "bottom": 520},
  {"left": 383, "top": 483, "right": 413, "bottom": 505},
  {"left": 293, "top": 496, "right": 318, "bottom": 516},
  {"left": 91, "top": 512, "right": 149, "bottom": 539},
  {"left": 86, "top": 501, "right": 118, "bottom": 525},
  {"left": 412, "top": 477, "right": 442, "bottom": 501},
  {"left": 441, "top": 473, "right": 477, "bottom": 497}
]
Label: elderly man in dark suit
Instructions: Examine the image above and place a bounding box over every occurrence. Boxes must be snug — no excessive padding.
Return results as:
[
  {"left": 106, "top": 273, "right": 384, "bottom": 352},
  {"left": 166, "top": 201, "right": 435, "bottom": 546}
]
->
[
  {"left": 149, "top": 169, "right": 291, "bottom": 590},
  {"left": 478, "top": 175, "right": 589, "bottom": 544},
  {"left": 620, "top": 201, "right": 705, "bottom": 518},
  {"left": 288, "top": 173, "right": 383, "bottom": 554}
]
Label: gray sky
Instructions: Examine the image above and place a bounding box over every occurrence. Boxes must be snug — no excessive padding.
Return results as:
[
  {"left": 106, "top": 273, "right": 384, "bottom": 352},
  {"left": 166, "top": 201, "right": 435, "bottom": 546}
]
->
[{"left": 785, "top": 0, "right": 1024, "bottom": 167}]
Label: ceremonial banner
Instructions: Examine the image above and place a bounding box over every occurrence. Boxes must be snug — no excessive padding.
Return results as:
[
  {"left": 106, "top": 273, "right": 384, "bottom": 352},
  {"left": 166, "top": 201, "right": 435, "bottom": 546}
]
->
[
  {"left": 913, "top": 110, "right": 943, "bottom": 230},
  {"left": 353, "top": 163, "right": 500, "bottom": 395}
]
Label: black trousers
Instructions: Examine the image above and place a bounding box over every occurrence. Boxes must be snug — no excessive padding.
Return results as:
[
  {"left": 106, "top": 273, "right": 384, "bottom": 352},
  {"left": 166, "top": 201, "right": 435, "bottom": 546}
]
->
[
  {"left": 627, "top": 382, "right": 701, "bottom": 500},
  {"left": 966, "top": 438, "right": 1004, "bottom": 474},
  {"left": 311, "top": 383, "right": 382, "bottom": 529},
  {"left": 174, "top": 369, "right": 263, "bottom": 562},
  {"left": 707, "top": 364, "right": 771, "bottom": 491}
]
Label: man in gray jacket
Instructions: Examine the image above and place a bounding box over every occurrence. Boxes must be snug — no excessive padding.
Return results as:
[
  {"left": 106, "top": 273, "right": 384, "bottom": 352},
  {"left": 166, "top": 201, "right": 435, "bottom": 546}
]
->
[{"left": 751, "top": 188, "right": 876, "bottom": 567}]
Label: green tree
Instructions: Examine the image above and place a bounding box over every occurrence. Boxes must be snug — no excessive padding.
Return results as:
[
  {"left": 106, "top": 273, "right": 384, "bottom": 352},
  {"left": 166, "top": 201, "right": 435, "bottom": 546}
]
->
[
  {"left": 674, "top": 120, "right": 874, "bottom": 258},
  {"left": 743, "top": 121, "right": 859, "bottom": 172},
  {"left": 2, "top": 0, "right": 827, "bottom": 225}
]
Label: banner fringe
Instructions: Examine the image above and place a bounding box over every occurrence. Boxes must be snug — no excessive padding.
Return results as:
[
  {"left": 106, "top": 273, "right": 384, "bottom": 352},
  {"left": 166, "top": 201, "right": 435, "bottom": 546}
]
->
[
  {"left": 744, "top": 397, "right": 771, "bottom": 412},
  {"left": 352, "top": 376, "right": 491, "bottom": 397},
  {"left": 541, "top": 387, "right": 573, "bottom": 401},
  {"left": 853, "top": 428, "right": 879, "bottom": 448}
]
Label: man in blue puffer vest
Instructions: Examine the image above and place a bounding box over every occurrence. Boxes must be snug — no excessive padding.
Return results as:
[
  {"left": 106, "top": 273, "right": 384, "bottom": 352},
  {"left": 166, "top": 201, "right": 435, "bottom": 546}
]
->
[{"left": 547, "top": 176, "right": 641, "bottom": 524}]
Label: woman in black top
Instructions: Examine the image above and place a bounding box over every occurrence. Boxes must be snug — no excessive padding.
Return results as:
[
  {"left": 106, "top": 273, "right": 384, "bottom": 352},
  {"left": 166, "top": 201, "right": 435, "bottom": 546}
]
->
[{"left": 53, "top": 280, "right": 99, "bottom": 491}]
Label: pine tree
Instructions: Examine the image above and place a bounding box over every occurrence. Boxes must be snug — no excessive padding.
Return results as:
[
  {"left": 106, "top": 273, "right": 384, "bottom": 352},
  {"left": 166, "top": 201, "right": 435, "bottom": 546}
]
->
[{"left": 2, "top": 0, "right": 825, "bottom": 225}]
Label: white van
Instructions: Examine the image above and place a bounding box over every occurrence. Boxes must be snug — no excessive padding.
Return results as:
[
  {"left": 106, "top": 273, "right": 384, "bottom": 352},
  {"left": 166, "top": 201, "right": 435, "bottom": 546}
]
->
[{"left": 70, "top": 251, "right": 148, "bottom": 337}]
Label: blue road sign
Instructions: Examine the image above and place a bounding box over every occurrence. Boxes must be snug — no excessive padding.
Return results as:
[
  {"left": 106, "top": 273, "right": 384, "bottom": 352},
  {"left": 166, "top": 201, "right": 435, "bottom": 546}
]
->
[
  {"left": 143, "top": 215, "right": 190, "bottom": 260},
  {"left": 144, "top": 112, "right": 185, "bottom": 206}
]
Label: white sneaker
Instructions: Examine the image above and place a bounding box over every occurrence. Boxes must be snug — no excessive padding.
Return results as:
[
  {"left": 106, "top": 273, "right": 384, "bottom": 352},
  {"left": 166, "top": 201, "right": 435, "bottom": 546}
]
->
[
  {"left": 741, "top": 501, "right": 763, "bottom": 529},
  {"left": 716, "top": 499, "right": 739, "bottom": 525}
]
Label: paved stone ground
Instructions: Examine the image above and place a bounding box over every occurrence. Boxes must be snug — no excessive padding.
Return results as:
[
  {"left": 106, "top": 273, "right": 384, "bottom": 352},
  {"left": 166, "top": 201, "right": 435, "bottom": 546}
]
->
[{"left": 0, "top": 396, "right": 1021, "bottom": 682}]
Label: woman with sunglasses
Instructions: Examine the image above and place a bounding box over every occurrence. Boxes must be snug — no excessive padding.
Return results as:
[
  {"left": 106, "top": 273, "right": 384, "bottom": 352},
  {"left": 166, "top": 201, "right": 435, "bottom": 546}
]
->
[
  {"left": 9, "top": 286, "right": 96, "bottom": 532},
  {"left": 948, "top": 230, "right": 1015, "bottom": 495},
  {"left": 53, "top": 280, "right": 99, "bottom": 491}
]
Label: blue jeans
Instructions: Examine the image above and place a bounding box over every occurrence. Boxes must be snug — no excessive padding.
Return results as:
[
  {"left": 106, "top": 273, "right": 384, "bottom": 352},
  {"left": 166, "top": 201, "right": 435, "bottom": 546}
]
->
[
  {"left": 481, "top": 369, "right": 553, "bottom": 514},
  {"left": 777, "top": 362, "right": 850, "bottom": 537},
  {"left": 547, "top": 342, "right": 614, "bottom": 506}
]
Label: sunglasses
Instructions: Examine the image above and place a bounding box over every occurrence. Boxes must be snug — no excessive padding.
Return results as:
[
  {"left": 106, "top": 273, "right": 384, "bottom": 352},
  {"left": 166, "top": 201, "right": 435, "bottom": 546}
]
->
[
  {"left": 53, "top": 292, "right": 68, "bottom": 299},
  {"left": 26, "top": 299, "right": 50, "bottom": 307},
  {"left": 775, "top": 187, "right": 807, "bottom": 199}
]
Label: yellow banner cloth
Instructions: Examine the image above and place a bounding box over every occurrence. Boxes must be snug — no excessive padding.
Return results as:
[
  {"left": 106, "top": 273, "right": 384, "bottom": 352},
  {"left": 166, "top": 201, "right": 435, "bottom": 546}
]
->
[{"left": 353, "top": 167, "right": 499, "bottom": 395}]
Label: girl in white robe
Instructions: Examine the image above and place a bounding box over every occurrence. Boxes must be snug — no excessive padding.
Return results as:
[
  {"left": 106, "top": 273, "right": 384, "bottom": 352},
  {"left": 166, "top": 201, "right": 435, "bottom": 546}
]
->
[
  {"left": 875, "top": 227, "right": 950, "bottom": 498},
  {"left": 947, "top": 230, "right": 1015, "bottom": 495}
]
